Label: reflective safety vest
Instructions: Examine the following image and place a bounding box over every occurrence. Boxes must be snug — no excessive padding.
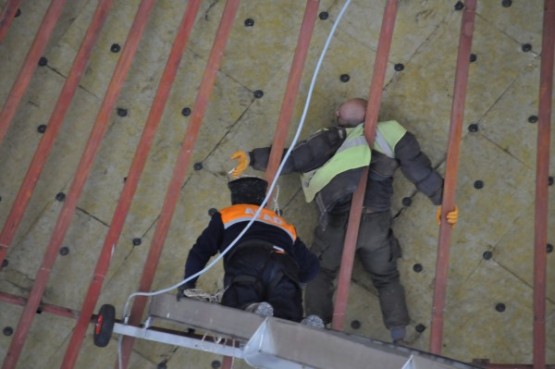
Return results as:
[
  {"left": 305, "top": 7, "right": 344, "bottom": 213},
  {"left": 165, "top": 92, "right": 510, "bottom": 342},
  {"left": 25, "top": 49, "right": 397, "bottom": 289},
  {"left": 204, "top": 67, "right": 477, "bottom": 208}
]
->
[
  {"left": 373, "top": 120, "right": 406, "bottom": 158},
  {"left": 219, "top": 204, "right": 297, "bottom": 242},
  {"left": 300, "top": 120, "right": 407, "bottom": 203}
]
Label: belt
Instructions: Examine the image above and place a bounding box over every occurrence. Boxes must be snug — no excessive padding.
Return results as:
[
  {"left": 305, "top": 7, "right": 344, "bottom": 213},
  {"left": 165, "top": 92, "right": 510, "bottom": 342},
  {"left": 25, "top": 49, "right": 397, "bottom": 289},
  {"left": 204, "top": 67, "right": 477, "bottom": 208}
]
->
[{"left": 230, "top": 240, "right": 287, "bottom": 258}]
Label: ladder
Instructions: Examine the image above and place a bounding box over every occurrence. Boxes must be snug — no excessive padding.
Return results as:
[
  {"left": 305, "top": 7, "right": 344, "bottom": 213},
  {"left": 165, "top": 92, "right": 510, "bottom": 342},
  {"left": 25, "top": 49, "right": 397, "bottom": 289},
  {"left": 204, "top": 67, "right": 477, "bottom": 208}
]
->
[{"left": 106, "top": 293, "right": 481, "bottom": 369}]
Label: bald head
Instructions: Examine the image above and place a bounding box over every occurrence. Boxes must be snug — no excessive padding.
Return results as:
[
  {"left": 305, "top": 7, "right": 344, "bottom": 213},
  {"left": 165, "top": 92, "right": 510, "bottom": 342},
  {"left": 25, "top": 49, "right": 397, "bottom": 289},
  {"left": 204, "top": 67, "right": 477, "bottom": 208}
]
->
[{"left": 336, "top": 98, "right": 367, "bottom": 127}]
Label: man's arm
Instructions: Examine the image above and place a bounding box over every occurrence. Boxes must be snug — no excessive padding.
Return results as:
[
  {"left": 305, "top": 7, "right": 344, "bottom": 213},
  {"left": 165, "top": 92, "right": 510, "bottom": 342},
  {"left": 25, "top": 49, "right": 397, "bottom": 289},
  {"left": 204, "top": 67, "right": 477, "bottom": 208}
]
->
[
  {"left": 291, "top": 237, "right": 320, "bottom": 283},
  {"left": 183, "top": 213, "right": 225, "bottom": 287},
  {"left": 249, "top": 127, "right": 346, "bottom": 174},
  {"left": 394, "top": 132, "right": 444, "bottom": 205}
]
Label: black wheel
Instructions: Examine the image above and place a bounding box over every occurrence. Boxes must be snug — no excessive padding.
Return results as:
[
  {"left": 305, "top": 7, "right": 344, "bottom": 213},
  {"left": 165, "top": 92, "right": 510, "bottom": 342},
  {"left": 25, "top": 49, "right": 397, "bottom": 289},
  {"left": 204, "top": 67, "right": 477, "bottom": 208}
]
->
[{"left": 94, "top": 304, "right": 115, "bottom": 347}]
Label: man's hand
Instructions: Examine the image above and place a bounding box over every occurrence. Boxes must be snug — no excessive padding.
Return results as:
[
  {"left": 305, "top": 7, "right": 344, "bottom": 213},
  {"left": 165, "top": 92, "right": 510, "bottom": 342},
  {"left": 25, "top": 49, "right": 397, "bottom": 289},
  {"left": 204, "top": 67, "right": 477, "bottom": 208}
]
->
[
  {"left": 436, "top": 206, "right": 459, "bottom": 225},
  {"left": 229, "top": 150, "right": 249, "bottom": 178}
]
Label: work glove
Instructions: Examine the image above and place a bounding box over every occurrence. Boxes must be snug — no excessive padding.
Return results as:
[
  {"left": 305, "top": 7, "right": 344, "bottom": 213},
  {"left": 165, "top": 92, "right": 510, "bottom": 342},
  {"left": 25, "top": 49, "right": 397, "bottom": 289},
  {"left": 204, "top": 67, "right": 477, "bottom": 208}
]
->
[
  {"left": 436, "top": 206, "right": 458, "bottom": 225},
  {"left": 229, "top": 150, "right": 250, "bottom": 178}
]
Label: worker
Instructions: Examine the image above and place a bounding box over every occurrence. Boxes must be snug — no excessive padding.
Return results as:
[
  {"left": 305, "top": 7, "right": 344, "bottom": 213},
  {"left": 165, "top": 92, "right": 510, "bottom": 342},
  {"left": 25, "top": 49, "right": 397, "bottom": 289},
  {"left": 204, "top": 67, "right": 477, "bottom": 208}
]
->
[
  {"left": 230, "top": 98, "right": 458, "bottom": 343},
  {"left": 179, "top": 176, "right": 322, "bottom": 326}
]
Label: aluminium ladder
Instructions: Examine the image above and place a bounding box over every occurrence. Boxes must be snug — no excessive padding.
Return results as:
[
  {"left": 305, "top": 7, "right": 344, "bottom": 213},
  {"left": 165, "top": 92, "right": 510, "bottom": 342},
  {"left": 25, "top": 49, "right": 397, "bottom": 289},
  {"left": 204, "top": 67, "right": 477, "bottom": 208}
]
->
[{"left": 103, "top": 293, "right": 482, "bottom": 369}]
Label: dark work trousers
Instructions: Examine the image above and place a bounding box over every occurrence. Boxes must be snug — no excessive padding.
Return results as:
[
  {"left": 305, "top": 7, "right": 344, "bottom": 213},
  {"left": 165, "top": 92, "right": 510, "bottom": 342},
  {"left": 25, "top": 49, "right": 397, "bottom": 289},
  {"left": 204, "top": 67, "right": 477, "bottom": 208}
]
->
[
  {"left": 221, "top": 243, "right": 303, "bottom": 322},
  {"left": 304, "top": 210, "right": 409, "bottom": 329}
]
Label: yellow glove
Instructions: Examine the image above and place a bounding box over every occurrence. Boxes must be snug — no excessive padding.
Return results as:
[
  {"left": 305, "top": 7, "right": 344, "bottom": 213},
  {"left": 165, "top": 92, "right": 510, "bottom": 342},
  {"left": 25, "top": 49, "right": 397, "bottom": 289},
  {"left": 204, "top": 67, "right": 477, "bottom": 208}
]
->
[
  {"left": 229, "top": 150, "right": 249, "bottom": 178},
  {"left": 436, "top": 206, "right": 458, "bottom": 225}
]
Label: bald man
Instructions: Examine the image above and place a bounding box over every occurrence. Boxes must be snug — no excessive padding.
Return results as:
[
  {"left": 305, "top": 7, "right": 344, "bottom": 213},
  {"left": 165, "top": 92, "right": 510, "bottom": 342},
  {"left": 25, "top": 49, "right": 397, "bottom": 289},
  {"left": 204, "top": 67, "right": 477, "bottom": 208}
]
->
[
  {"left": 232, "top": 98, "right": 455, "bottom": 344},
  {"left": 336, "top": 97, "right": 367, "bottom": 125}
]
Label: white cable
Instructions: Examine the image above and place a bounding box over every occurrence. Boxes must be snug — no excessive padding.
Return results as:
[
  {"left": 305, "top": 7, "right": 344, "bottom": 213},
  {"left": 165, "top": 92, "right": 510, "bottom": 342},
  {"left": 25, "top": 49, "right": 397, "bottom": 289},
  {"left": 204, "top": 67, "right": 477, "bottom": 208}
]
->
[
  {"left": 117, "top": 0, "right": 352, "bottom": 365},
  {"left": 272, "top": 185, "right": 281, "bottom": 213}
]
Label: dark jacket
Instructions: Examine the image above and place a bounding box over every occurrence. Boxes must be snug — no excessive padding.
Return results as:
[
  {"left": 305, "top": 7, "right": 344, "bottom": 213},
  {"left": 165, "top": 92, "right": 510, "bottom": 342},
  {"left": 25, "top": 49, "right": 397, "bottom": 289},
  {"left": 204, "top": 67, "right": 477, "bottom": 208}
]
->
[
  {"left": 249, "top": 125, "right": 443, "bottom": 214},
  {"left": 184, "top": 205, "right": 319, "bottom": 287}
]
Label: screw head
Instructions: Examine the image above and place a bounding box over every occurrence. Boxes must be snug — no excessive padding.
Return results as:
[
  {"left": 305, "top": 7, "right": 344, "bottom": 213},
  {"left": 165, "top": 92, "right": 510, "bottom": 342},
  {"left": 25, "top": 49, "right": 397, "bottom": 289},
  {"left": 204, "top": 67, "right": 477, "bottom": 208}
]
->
[
  {"left": 495, "top": 303, "right": 506, "bottom": 312},
  {"left": 340, "top": 74, "right": 350, "bottom": 83},
  {"left": 415, "top": 323, "right": 426, "bottom": 333},
  {"left": 117, "top": 107, "right": 128, "bottom": 117},
  {"left": 55, "top": 192, "right": 66, "bottom": 202},
  {"left": 38, "top": 56, "right": 48, "bottom": 66},
  {"left": 254, "top": 90, "right": 264, "bottom": 99},
  {"left": 193, "top": 162, "right": 203, "bottom": 171},
  {"left": 181, "top": 107, "right": 191, "bottom": 116},
  {"left": 469, "top": 53, "right": 477, "bottom": 63},
  {"left": 482, "top": 251, "right": 493, "bottom": 260},
  {"left": 502, "top": 0, "right": 512, "bottom": 7},
  {"left": 211, "top": 360, "right": 221, "bottom": 369},
  {"left": 319, "top": 11, "right": 329, "bottom": 20},
  {"left": 110, "top": 43, "right": 121, "bottom": 53},
  {"left": 548, "top": 176, "right": 554, "bottom": 186},
  {"left": 413, "top": 263, "right": 423, "bottom": 273},
  {"left": 402, "top": 197, "right": 412, "bottom": 207},
  {"left": 473, "top": 180, "right": 484, "bottom": 189},
  {"left": 3, "top": 327, "right": 13, "bottom": 336},
  {"left": 37, "top": 124, "right": 47, "bottom": 133},
  {"left": 468, "top": 123, "right": 479, "bottom": 132},
  {"left": 394, "top": 63, "right": 405, "bottom": 72},
  {"left": 547, "top": 244, "right": 553, "bottom": 253},
  {"left": 350, "top": 320, "right": 361, "bottom": 329},
  {"left": 521, "top": 43, "right": 532, "bottom": 52},
  {"left": 244, "top": 18, "right": 254, "bottom": 27},
  {"left": 59, "top": 246, "right": 70, "bottom": 256},
  {"left": 454, "top": 1, "right": 464, "bottom": 10},
  {"left": 528, "top": 115, "right": 538, "bottom": 123},
  {"left": 132, "top": 238, "right": 142, "bottom": 246}
]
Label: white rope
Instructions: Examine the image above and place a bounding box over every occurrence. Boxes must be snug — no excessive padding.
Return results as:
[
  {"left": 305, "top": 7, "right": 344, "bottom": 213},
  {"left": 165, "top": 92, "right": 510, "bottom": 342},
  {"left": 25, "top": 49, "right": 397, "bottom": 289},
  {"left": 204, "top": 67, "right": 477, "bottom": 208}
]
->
[
  {"left": 272, "top": 184, "right": 281, "bottom": 214},
  {"left": 183, "top": 288, "right": 224, "bottom": 303}
]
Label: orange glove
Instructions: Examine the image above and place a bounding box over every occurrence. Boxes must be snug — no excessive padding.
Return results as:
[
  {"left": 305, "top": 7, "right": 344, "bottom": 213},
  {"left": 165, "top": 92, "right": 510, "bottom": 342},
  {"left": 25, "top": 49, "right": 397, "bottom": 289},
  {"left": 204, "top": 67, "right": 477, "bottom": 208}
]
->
[
  {"left": 436, "top": 206, "right": 458, "bottom": 225},
  {"left": 229, "top": 150, "right": 249, "bottom": 178}
]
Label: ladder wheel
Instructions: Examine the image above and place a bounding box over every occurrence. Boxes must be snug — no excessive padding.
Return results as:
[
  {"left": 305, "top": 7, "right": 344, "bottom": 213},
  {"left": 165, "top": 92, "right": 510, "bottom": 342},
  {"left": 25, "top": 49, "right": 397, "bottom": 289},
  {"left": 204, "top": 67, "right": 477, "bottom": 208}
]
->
[{"left": 93, "top": 304, "right": 115, "bottom": 347}]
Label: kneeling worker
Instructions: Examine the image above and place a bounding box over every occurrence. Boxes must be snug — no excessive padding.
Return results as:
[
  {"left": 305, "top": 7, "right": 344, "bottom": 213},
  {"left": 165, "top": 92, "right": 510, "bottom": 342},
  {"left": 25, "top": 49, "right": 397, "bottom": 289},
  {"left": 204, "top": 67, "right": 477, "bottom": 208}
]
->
[{"left": 179, "top": 177, "right": 322, "bottom": 326}]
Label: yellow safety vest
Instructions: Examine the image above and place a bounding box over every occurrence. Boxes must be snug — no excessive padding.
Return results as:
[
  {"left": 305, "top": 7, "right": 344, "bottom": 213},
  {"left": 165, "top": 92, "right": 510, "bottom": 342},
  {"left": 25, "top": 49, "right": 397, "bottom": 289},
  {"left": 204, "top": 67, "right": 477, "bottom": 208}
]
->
[
  {"left": 300, "top": 120, "right": 406, "bottom": 203},
  {"left": 220, "top": 204, "right": 297, "bottom": 242}
]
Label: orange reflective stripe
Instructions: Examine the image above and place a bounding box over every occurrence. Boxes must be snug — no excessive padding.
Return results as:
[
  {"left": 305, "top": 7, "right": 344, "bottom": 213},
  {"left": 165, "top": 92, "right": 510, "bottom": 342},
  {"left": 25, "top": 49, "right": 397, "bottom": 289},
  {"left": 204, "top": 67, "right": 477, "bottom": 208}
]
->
[{"left": 220, "top": 204, "right": 297, "bottom": 242}]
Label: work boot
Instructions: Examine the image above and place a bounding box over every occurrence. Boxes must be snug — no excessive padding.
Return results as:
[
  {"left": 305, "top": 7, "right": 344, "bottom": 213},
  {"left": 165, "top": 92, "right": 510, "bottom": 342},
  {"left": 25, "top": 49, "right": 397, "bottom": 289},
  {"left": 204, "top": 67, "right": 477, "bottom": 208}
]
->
[
  {"left": 244, "top": 302, "right": 274, "bottom": 317},
  {"left": 301, "top": 314, "right": 325, "bottom": 329},
  {"left": 390, "top": 326, "right": 406, "bottom": 343}
]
